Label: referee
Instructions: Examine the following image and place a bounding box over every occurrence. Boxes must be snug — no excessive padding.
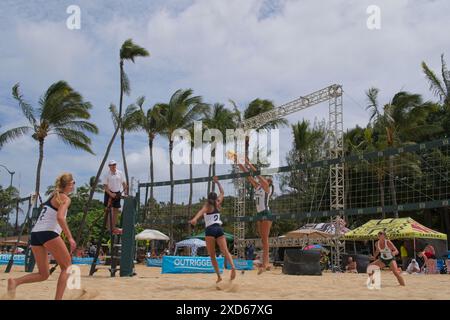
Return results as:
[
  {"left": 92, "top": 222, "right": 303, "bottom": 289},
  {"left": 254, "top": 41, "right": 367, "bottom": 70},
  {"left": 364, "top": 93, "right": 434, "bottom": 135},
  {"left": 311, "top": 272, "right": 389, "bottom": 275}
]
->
[{"left": 103, "top": 160, "right": 128, "bottom": 234}]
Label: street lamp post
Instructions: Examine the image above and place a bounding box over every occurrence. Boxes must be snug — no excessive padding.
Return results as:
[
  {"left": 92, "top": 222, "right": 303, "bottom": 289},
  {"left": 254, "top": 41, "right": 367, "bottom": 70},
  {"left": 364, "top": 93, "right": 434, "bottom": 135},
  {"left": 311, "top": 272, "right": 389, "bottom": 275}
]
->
[{"left": 0, "top": 164, "right": 15, "bottom": 188}]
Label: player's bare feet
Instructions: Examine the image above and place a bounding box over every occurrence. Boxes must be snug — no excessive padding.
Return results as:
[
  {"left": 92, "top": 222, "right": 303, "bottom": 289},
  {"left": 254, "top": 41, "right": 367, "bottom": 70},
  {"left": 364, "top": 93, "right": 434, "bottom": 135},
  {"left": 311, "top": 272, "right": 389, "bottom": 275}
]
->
[
  {"left": 6, "top": 279, "right": 17, "bottom": 299},
  {"left": 216, "top": 275, "right": 222, "bottom": 283},
  {"left": 230, "top": 268, "right": 236, "bottom": 281}
]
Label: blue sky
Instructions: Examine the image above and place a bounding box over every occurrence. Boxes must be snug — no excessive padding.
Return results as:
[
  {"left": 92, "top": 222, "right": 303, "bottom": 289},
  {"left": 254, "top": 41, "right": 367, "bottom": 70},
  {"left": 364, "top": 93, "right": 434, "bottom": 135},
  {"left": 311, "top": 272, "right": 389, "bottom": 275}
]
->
[{"left": 1, "top": 0, "right": 449, "bottom": 211}]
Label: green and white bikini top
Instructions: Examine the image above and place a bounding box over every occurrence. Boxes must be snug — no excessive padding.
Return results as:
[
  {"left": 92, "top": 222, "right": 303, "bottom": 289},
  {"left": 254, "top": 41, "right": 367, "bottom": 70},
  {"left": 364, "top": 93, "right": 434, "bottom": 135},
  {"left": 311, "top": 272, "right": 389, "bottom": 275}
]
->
[{"left": 378, "top": 239, "right": 394, "bottom": 260}]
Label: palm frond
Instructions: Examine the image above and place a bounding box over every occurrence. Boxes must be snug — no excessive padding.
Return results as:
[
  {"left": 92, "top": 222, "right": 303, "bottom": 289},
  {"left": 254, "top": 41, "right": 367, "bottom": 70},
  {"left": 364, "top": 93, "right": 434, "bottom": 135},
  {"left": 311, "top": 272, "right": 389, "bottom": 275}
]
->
[
  {"left": 121, "top": 69, "right": 131, "bottom": 96},
  {"left": 422, "top": 61, "right": 446, "bottom": 102},
  {"left": 61, "top": 120, "right": 99, "bottom": 134},
  {"left": 120, "top": 39, "right": 150, "bottom": 62},
  {"left": 441, "top": 54, "right": 450, "bottom": 99},
  {"left": 109, "top": 104, "right": 120, "bottom": 129},
  {"left": 53, "top": 128, "right": 94, "bottom": 154},
  {"left": 0, "top": 126, "right": 32, "bottom": 148},
  {"left": 12, "top": 83, "right": 36, "bottom": 125},
  {"left": 365, "top": 87, "right": 380, "bottom": 123}
]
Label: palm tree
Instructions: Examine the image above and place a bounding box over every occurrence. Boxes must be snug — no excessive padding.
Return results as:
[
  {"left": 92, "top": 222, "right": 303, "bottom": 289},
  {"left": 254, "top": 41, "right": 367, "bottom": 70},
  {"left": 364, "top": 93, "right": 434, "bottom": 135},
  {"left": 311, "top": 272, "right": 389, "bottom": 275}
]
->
[
  {"left": 422, "top": 54, "right": 450, "bottom": 109},
  {"left": 204, "top": 103, "right": 239, "bottom": 192},
  {"left": 75, "top": 39, "right": 149, "bottom": 244},
  {"left": 137, "top": 97, "right": 165, "bottom": 219},
  {"left": 234, "top": 98, "right": 288, "bottom": 161},
  {"left": 422, "top": 54, "right": 450, "bottom": 137},
  {"left": 110, "top": 101, "right": 142, "bottom": 186},
  {"left": 158, "top": 89, "right": 207, "bottom": 243},
  {"left": 366, "top": 88, "right": 439, "bottom": 217},
  {"left": 0, "top": 81, "right": 98, "bottom": 199}
]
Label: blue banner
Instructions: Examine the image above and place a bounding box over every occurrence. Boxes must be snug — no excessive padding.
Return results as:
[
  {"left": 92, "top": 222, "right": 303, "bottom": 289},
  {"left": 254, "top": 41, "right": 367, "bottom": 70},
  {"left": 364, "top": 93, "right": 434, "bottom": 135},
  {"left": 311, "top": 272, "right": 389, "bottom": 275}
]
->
[
  {"left": 0, "top": 254, "right": 25, "bottom": 265},
  {"left": 162, "top": 256, "right": 224, "bottom": 274},
  {"left": 146, "top": 258, "right": 163, "bottom": 267},
  {"left": 225, "top": 259, "right": 254, "bottom": 270},
  {"left": 71, "top": 257, "right": 103, "bottom": 265}
]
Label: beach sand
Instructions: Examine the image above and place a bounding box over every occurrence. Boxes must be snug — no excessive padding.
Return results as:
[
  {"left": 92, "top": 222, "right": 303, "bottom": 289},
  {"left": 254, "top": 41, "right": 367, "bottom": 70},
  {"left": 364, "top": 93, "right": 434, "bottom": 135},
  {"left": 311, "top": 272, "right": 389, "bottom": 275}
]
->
[{"left": 1, "top": 264, "right": 449, "bottom": 300}]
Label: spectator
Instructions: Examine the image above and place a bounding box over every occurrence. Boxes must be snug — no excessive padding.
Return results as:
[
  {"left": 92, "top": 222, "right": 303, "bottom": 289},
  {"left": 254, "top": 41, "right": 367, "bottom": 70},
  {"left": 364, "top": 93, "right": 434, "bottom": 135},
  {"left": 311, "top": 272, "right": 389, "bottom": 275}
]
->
[
  {"left": 246, "top": 244, "right": 255, "bottom": 260},
  {"left": 400, "top": 242, "right": 409, "bottom": 271},
  {"left": 406, "top": 259, "right": 420, "bottom": 274},
  {"left": 345, "top": 257, "right": 357, "bottom": 273},
  {"left": 423, "top": 244, "right": 436, "bottom": 259}
]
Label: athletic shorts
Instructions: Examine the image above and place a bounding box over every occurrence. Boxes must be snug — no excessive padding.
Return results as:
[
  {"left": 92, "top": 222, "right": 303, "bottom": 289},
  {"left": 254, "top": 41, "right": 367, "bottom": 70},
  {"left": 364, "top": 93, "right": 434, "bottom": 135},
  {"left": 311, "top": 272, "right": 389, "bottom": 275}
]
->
[
  {"left": 205, "top": 224, "right": 224, "bottom": 239},
  {"left": 256, "top": 209, "right": 275, "bottom": 221},
  {"left": 30, "top": 231, "right": 59, "bottom": 246},
  {"left": 380, "top": 257, "right": 395, "bottom": 267},
  {"left": 104, "top": 192, "right": 122, "bottom": 208}
]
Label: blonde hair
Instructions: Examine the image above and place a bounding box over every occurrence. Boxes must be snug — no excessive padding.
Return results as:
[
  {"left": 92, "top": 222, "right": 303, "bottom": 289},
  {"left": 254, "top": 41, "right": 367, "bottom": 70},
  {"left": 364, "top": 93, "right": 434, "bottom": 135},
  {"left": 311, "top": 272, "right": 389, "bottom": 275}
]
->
[{"left": 53, "top": 172, "right": 73, "bottom": 205}]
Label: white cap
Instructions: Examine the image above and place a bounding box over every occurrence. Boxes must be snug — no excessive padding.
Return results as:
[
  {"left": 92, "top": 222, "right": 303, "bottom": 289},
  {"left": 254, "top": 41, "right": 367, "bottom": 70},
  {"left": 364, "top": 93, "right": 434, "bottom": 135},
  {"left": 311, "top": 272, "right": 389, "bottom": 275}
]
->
[{"left": 108, "top": 160, "right": 117, "bottom": 166}]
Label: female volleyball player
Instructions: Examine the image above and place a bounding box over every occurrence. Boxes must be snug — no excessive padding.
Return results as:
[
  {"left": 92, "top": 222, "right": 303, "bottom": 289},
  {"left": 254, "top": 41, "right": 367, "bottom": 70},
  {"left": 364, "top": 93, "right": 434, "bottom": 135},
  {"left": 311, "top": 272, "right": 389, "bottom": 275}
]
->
[
  {"left": 368, "top": 231, "right": 405, "bottom": 286},
  {"left": 7, "top": 173, "right": 77, "bottom": 299},
  {"left": 229, "top": 151, "right": 274, "bottom": 274},
  {"left": 189, "top": 176, "right": 236, "bottom": 283}
]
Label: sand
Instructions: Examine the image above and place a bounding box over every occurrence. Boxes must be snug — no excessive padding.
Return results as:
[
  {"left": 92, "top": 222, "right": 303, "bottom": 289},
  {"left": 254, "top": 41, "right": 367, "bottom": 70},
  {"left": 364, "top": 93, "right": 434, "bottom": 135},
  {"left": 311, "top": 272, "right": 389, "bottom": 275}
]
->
[{"left": 1, "top": 264, "right": 449, "bottom": 300}]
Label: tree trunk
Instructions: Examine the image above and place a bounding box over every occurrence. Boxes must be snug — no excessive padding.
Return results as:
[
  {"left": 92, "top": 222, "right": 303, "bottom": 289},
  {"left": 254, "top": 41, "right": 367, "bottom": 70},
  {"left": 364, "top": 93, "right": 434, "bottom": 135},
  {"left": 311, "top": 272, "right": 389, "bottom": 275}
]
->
[
  {"left": 388, "top": 156, "right": 398, "bottom": 218},
  {"left": 15, "top": 200, "right": 19, "bottom": 232},
  {"left": 121, "top": 130, "right": 130, "bottom": 189},
  {"left": 75, "top": 125, "right": 120, "bottom": 245},
  {"left": 188, "top": 143, "right": 193, "bottom": 236},
  {"left": 149, "top": 135, "right": 154, "bottom": 206},
  {"left": 35, "top": 139, "right": 44, "bottom": 202},
  {"left": 211, "top": 143, "right": 216, "bottom": 193},
  {"left": 169, "top": 139, "right": 174, "bottom": 247}
]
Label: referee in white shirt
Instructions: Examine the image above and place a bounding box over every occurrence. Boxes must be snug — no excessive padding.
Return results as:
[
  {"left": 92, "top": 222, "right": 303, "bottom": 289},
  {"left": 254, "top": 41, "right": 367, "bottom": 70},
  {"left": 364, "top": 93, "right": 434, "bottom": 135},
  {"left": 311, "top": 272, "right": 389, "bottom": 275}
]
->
[{"left": 103, "top": 160, "right": 128, "bottom": 235}]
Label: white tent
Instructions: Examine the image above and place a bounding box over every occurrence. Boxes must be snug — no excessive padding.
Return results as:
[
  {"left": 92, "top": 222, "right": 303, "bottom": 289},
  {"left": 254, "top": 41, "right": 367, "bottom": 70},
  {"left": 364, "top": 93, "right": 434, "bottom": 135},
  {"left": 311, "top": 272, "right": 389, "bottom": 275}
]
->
[
  {"left": 135, "top": 229, "right": 170, "bottom": 241},
  {"left": 175, "top": 238, "right": 206, "bottom": 256}
]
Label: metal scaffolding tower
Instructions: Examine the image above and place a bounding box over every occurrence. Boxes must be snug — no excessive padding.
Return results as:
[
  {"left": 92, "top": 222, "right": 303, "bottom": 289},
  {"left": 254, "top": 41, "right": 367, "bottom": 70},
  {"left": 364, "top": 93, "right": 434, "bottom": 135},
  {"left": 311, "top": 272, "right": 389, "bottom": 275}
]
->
[{"left": 233, "top": 84, "right": 344, "bottom": 259}]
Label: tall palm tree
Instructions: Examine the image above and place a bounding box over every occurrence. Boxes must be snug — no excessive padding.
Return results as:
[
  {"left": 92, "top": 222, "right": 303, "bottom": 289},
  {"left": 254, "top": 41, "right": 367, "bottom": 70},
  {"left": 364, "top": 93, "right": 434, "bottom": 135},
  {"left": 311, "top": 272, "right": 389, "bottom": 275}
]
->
[
  {"left": 137, "top": 97, "right": 165, "bottom": 219},
  {"left": 158, "top": 89, "right": 207, "bottom": 244},
  {"left": 75, "top": 39, "right": 149, "bottom": 244},
  {"left": 110, "top": 101, "right": 142, "bottom": 186},
  {"left": 0, "top": 81, "right": 98, "bottom": 198},
  {"left": 204, "top": 103, "right": 239, "bottom": 192},
  {"left": 366, "top": 88, "right": 439, "bottom": 218}
]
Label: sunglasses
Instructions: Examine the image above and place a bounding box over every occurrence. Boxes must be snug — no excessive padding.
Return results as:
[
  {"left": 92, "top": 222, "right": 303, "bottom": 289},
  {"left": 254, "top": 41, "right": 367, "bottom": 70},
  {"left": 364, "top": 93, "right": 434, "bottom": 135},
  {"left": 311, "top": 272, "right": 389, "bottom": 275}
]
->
[{"left": 71, "top": 180, "right": 76, "bottom": 185}]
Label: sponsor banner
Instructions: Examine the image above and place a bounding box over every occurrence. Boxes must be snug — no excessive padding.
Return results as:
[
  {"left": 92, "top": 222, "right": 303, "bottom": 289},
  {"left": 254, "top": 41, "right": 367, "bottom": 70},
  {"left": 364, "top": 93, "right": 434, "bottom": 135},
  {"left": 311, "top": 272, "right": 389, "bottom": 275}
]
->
[
  {"left": 71, "top": 257, "right": 102, "bottom": 265},
  {"left": 225, "top": 259, "right": 254, "bottom": 270},
  {"left": 162, "top": 256, "right": 224, "bottom": 274},
  {"left": 146, "top": 258, "right": 163, "bottom": 267},
  {"left": 0, "top": 254, "right": 25, "bottom": 265}
]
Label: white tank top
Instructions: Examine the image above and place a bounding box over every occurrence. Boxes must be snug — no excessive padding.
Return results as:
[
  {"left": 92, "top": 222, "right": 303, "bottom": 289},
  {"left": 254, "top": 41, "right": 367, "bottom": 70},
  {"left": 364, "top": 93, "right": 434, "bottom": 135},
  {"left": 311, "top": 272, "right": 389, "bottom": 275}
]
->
[
  {"left": 255, "top": 186, "right": 270, "bottom": 213},
  {"left": 378, "top": 240, "right": 394, "bottom": 260},
  {"left": 204, "top": 206, "right": 222, "bottom": 228},
  {"left": 32, "top": 196, "right": 67, "bottom": 235}
]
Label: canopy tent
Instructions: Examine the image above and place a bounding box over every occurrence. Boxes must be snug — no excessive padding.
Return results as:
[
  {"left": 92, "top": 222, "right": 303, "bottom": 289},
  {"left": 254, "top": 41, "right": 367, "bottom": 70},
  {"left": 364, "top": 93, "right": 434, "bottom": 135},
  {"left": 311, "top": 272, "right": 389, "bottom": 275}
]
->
[
  {"left": 285, "top": 220, "right": 351, "bottom": 239},
  {"left": 284, "top": 229, "right": 332, "bottom": 239},
  {"left": 343, "top": 218, "right": 447, "bottom": 241},
  {"left": 135, "top": 229, "right": 170, "bottom": 241},
  {"left": 175, "top": 238, "right": 206, "bottom": 256},
  {"left": 190, "top": 231, "right": 234, "bottom": 241}
]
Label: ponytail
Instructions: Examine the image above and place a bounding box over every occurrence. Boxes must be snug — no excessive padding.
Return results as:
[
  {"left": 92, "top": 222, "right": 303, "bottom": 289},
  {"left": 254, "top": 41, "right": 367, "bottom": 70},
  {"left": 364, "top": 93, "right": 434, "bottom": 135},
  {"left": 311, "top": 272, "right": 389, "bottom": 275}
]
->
[{"left": 53, "top": 172, "right": 73, "bottom": 205}]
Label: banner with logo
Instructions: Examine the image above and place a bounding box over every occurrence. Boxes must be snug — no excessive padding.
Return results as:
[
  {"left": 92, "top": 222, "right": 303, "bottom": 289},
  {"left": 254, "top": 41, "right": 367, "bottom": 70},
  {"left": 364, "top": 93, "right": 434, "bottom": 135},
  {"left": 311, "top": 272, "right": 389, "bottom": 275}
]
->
[
  {"left": 146, "top": 258, "right": 163, "bottom": 267},
  {"left": 344, "top": 217, "right": 447, "bottom": 240},
  {"left": 0, "top": 254, "right": 25, "bottom": 265},
  {"left": 225, "top": 258, "right": 254, "bottom": 270},
  {"left": 71, "top": 257, "right": 102, "bottom": 265},
  {"left": 162, "top": 256, "right": 224, "bottom": 274}
]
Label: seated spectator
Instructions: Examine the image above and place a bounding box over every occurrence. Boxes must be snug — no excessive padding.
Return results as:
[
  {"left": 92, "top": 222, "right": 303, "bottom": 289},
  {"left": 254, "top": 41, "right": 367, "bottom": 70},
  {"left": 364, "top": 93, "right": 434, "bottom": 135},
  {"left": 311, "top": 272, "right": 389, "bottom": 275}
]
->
[
  {"left": 416, "top": 251, "right": 428, "bottom": 272},
  {"left": 424, "top": 244, "right": 436, "bottom": 259},
  {"left": 406, "top": 259, "right": 420, "bottom": 274},
  {"left": 345, "top": 257, "right": 357, "bottom": 273}
]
